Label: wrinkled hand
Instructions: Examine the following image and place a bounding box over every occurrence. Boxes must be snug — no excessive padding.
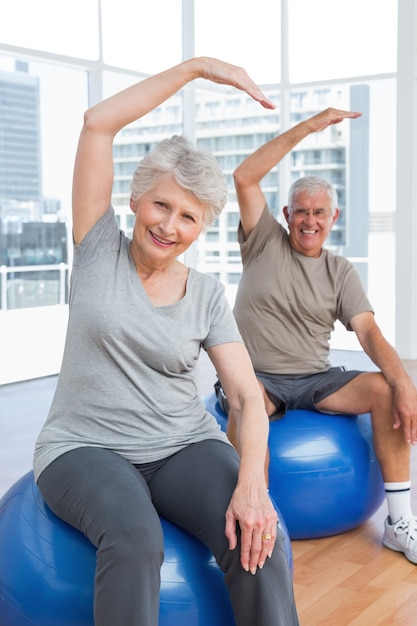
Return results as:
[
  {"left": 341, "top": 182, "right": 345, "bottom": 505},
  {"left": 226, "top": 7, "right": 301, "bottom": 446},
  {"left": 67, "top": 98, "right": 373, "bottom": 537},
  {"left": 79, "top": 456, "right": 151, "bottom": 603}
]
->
[
  {"left": 198, "top": 57, "right": 275, "bottom": 110},
  {"left": 392, "top": 379, "right": 417, "bottom": 445},
  {"left": 306, "top": 107, "right": 362, "bottom": 133},
  {"left": 225, "top": 482, "right": 278, "bottom": 575}
]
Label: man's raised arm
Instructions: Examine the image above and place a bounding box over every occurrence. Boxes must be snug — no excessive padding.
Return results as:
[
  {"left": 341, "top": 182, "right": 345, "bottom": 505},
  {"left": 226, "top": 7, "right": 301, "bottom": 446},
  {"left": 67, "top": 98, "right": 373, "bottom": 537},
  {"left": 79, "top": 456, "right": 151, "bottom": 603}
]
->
[{"left": 233, "top": 107, "right": 362, "bottom": 238}]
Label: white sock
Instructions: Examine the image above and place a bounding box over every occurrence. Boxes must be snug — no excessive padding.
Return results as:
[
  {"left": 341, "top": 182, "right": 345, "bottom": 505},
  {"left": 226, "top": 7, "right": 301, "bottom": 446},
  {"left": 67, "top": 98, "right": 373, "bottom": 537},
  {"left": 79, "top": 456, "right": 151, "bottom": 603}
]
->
[{"left": 384, "top": 481, "right": 413, "bottom": 523}]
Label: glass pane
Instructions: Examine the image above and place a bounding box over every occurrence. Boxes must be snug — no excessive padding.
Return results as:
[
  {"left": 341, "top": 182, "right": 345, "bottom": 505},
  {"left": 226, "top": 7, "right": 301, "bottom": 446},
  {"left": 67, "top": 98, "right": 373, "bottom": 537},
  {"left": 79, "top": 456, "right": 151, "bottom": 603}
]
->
[
  {"left": 101, "top": 0, "right": 182, "bottom": 73},
  {"left": 366, "top": 77, "right": 396, "bottom": 346},
  {"left": 288, "top": 0, "right": 397, "bottom": 82},
  {"left": 5, "top": 268, "right": 68, "bottom": 310},
  {"left": 194, "top": 83, "right": 279, "bottom": 304},
  {"left": 195, "top": 0, "right": 281, "bottom": 84},
  {"left": 1, "top": 0, "right": 99, "bottom": 60},
  {"left": 0, "top": 54, "right": 88, "bottom": 310}
]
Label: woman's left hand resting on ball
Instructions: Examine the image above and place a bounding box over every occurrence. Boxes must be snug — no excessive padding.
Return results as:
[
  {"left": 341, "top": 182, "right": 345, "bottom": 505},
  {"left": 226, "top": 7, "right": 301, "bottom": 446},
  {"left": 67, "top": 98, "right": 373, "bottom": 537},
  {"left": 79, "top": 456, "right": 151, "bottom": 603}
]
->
[{"left": 208, "top": 342, "right": 277, "bottom": 575}]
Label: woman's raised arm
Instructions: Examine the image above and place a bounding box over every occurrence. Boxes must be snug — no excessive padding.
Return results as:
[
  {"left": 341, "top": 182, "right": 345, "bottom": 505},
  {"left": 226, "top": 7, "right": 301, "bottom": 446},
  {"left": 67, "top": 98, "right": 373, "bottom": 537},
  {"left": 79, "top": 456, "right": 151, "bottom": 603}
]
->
[{"left": 72, "top": 57, "right": 275, "bottom": 244}]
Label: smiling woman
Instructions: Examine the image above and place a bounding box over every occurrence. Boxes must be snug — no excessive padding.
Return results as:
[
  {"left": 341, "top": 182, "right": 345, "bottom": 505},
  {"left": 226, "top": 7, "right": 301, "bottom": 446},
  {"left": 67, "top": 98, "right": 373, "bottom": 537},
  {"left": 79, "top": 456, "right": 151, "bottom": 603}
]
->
[
  {"left": 29, "top": 57, "right": 299, "bottom": 626},
  {"left": 129, "top": 172, "right": 209, "bottom": 307}
]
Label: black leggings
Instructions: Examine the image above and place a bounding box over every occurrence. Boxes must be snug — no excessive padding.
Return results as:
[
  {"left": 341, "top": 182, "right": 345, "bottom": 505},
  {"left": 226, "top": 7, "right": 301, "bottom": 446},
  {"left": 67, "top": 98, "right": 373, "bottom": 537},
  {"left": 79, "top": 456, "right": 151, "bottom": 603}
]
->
[{"left": 38, "top": 442, "right": 298, "bottom": 626}]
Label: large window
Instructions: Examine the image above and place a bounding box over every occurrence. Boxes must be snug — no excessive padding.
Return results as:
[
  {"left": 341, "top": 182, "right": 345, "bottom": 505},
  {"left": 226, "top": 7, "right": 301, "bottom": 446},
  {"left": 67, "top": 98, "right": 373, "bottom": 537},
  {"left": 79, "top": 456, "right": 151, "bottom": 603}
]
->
[
  {"left": 0, "top": 55, "right": 87, "bottom": 311},
  {"left": 1, "top": 0, "right": 413, "bottom": 384},
  {"left": 0, "top": 0, "right": 99, "bottom": 59}
]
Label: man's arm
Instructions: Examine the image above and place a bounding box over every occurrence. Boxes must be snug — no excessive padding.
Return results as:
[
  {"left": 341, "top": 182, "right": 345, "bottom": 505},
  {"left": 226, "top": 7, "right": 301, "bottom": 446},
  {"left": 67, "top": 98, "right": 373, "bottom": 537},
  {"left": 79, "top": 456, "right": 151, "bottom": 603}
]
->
[
  {"left": 350, "top": 311, "right": 417, "bottom": 444},
  {"left": 233, "top": 107, "right": 362, "bottom": 238}
]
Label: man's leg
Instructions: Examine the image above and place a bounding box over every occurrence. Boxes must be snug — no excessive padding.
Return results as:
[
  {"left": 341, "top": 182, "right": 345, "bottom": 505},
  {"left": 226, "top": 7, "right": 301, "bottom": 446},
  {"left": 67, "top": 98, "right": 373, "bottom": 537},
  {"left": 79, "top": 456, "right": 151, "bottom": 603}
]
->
[
  {"left": 315, "top": 371, "right": 410, "bottom": 482},
  {"left": 316, "top": 371, "right": 417, "bottom": 564}
]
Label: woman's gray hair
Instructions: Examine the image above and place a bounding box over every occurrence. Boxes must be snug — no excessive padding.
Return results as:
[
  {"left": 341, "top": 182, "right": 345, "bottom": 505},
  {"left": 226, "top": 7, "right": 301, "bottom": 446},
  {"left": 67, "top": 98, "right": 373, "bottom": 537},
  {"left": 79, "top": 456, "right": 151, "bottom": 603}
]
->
[
  {"left": 288, "top": 176, "right": 338, "bottom": 212},
  {"left": 131, "top": 135, "right": 227, "bottom": 229}
]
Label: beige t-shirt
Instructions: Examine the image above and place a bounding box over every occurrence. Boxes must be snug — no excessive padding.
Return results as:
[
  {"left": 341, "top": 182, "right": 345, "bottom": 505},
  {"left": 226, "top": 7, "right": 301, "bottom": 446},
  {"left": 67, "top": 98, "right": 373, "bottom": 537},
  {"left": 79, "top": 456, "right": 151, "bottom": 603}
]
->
[{"left": 233, "top": 205, "right": 373, "bottom": 375}]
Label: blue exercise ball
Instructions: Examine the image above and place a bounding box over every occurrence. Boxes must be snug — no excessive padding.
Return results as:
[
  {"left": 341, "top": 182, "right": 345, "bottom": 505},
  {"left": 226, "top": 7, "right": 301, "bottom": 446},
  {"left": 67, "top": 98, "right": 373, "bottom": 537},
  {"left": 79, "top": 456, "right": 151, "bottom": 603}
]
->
[
  {"left": 205, "top": 393, "right": 385, "bottom": 540},
  {"left": 0, "top": 471, "right": 293, "bottom": 625},
  {"left": 0, "top": 472, "right": 234, "bottom": 626}
]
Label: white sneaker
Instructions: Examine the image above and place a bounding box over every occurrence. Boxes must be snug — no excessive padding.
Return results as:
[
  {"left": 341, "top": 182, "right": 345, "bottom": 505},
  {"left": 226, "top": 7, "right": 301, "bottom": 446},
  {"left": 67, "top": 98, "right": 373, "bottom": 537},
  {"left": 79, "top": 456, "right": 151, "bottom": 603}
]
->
[{"left": 383, "top": 516, "right": 417, "bottom": 564}]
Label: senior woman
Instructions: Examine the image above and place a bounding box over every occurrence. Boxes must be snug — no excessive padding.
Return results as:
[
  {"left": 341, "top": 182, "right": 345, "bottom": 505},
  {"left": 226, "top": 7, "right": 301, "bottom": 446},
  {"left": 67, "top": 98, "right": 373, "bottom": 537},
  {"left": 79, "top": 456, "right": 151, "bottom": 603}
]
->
[{"left": 33, "top": 57, "right": 299, "bottom": 626}]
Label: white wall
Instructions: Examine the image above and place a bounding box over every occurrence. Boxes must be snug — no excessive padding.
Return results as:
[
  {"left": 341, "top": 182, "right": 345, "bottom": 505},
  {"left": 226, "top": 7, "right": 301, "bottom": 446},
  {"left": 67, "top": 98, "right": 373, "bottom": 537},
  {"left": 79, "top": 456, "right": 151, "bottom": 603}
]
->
[{"left": 0, "top": 306, "right": 68, "bottom": 385}]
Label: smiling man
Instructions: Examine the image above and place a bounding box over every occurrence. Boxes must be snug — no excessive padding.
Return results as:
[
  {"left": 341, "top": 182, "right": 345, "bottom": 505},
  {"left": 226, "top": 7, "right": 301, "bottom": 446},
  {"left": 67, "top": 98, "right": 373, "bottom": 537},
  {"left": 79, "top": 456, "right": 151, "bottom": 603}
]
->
[{"left": 215, "top": 107, "right": 417, "bottom": 565}]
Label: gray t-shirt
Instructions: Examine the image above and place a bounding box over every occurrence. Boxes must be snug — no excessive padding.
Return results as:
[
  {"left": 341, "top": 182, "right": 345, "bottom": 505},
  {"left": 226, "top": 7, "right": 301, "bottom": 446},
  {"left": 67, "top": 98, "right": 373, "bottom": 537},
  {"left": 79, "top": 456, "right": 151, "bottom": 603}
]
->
[
  {"left": 233, "top": 205, "right": 373, "bottom": 375},
  {"left": 34, "top": 206, "right": 240, "bottom": 481}
]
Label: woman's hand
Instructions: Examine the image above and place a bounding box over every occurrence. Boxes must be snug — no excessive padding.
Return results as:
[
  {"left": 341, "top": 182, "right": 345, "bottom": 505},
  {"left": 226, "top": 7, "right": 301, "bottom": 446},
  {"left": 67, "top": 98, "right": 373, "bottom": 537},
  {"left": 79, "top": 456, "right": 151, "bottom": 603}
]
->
[
  {"left": 225, "top": 478, "right": 278, "bottom": 574},
  {"left": 196, "top": 57, "right": 276, "bottom": 110}
]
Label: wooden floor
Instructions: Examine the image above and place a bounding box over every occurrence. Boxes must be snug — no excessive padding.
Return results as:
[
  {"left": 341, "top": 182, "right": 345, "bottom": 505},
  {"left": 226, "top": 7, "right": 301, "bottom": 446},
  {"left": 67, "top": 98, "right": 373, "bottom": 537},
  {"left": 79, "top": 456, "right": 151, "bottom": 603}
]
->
[
  {"left": 1, "top": 351, "right": 417, "bottom": 625},
  {"left": 293, "top": 515, "right": 417, "bottom": 625},
  {"left": 293, "top": 355, "right": 417, "bottom": 626}
]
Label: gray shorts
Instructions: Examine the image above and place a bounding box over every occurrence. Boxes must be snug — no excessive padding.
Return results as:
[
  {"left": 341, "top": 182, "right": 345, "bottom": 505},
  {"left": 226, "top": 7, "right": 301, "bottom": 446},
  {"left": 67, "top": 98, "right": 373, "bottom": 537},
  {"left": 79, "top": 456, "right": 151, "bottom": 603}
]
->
[{"left": 214, "top": 367, "right": 363, "bottom": 421}]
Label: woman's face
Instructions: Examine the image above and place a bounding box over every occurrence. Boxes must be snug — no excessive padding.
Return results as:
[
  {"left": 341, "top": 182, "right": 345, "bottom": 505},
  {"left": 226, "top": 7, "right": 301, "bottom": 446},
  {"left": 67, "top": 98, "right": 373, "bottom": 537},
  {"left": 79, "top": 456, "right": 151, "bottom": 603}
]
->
[{"left": 130, "top": 173, "right": 206, "bottom": 265}]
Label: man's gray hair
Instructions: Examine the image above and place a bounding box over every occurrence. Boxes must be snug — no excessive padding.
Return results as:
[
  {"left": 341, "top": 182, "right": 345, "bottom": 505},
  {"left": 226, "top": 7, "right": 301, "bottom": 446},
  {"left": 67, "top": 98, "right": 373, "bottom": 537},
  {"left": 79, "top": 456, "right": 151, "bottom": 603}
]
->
[{"left": 288, "top": 176, "right": 338, "bottom": 211}]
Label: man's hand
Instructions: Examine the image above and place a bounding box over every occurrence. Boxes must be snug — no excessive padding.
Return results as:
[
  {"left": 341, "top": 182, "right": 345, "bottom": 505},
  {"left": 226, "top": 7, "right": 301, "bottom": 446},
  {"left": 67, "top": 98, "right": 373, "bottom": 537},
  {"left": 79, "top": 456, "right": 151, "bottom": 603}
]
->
[
  {"left": 392, "top": 380, "right": 417, "bottom": 445},
  {"left": 306, "top": 107, "right": 362, "bottom": 133}
]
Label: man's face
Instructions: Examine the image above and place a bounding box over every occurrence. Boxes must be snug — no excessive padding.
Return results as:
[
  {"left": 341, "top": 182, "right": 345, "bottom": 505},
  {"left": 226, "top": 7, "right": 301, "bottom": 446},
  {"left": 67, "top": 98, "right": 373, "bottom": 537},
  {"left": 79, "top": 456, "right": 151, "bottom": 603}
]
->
[{"left": 283, "top": 190, "right": 339, "bottom": 258}]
